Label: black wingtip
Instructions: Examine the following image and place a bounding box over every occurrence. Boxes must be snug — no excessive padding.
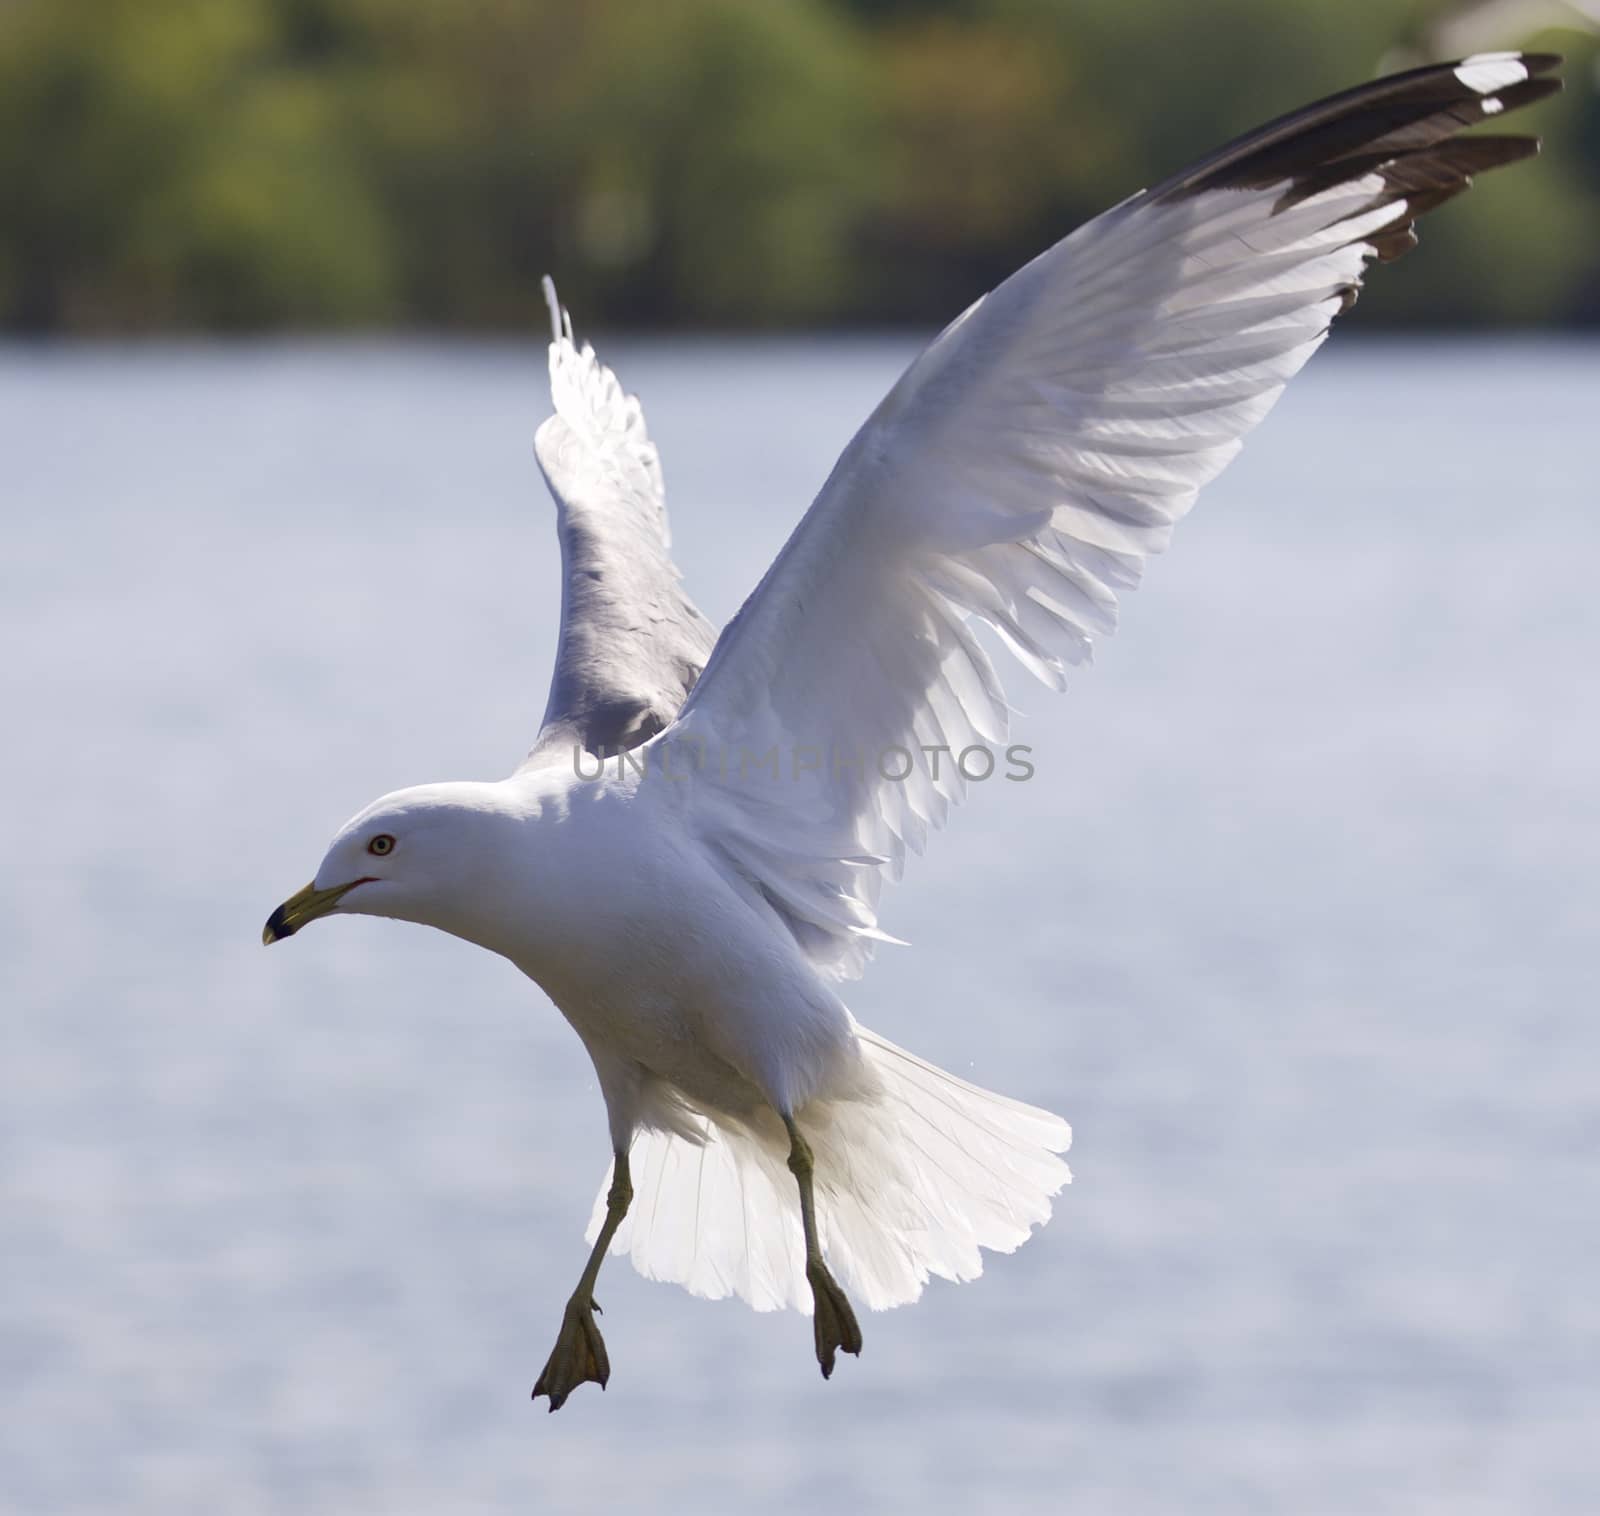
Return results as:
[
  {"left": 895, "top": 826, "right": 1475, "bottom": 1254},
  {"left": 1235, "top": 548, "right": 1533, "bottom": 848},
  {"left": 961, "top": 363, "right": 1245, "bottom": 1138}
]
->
[
  {"left": 1520, "top": 52, "right": 1564, "bottom": 78},
  {"left": 1494, "top": 74, "right": 1565, "bottom": 112},
  {"left": 1158, "top": 51, "right": 1564, "bottom": 205}
]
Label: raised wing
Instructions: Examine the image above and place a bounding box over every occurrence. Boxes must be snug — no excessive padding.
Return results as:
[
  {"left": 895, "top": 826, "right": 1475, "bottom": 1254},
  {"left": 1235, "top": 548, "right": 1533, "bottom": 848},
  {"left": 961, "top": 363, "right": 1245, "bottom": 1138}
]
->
[
  {"left": 659, "top": 53, "right": 1560, "bottom": 979},
  {"left": 527, "top": 279, "right": 716, "bottom": 762}
]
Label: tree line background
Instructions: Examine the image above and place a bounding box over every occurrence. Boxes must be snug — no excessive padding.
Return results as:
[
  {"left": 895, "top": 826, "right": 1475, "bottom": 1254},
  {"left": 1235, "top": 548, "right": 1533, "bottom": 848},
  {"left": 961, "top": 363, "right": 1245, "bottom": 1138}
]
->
[{"left": 2, "top": 0, "right": 1596, "bottom": 334}]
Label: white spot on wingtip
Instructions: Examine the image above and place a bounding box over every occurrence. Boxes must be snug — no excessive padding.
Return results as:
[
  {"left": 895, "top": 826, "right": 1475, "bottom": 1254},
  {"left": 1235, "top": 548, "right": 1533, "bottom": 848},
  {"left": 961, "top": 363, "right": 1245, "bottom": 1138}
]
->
[
  {"left": 1455, "top": 54, "right": 1528, "bottom": 94},
  {"left": 1482, "top": 95, "right": 1504, "bottom": 115}
]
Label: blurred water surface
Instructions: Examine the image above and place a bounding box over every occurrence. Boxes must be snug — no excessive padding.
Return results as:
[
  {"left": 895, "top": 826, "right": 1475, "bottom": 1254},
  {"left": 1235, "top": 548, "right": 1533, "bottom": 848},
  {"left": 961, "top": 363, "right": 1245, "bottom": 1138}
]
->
[{"left": 2, "top": 338, "right": 1596, "bottom": 1514}]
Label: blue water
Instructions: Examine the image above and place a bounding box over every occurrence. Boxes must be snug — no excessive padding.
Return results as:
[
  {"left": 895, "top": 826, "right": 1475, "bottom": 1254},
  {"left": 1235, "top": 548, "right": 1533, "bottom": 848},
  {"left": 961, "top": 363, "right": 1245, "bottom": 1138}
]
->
[{"left": 2, "top": 338, "right": 1596, "bottom": 1513}]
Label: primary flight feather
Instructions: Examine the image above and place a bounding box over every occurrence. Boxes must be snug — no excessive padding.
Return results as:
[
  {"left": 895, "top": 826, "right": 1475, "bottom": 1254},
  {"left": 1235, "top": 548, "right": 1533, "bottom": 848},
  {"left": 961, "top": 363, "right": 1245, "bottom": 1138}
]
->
[{"left": 265, "top": 53, "right": 1559, "bottom": 1409}]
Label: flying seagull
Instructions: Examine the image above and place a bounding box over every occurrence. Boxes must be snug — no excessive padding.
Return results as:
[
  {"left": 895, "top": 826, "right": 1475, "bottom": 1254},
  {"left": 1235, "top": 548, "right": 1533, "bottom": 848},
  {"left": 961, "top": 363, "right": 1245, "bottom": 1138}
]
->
[{"left": 265, "top": 53, "right": 1560, "bottom": 1410}]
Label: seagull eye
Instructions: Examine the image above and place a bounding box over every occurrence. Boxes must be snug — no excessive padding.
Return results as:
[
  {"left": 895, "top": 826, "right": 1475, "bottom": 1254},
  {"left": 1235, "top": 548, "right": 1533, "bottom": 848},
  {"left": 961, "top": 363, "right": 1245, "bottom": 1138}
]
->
[{"left": 368, "top": 834, "right": 395, "bottom": 856}]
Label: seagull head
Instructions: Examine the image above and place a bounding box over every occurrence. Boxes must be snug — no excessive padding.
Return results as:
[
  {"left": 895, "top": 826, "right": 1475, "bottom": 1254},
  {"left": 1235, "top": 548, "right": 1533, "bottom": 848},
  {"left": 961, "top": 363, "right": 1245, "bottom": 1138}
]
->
[{"left": 263, "top": 781, "right": 512, "bottom": 945}]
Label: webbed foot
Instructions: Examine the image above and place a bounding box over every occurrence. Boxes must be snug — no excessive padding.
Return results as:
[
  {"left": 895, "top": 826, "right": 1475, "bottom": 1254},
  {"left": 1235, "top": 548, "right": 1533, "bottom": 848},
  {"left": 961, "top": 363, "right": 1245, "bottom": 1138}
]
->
[
  {"left": 532, "top": 1294, "right": 610, "bottom": 1411},
  {"left": 807, "top": 1259, "right": 863, "bottom": 1379}
]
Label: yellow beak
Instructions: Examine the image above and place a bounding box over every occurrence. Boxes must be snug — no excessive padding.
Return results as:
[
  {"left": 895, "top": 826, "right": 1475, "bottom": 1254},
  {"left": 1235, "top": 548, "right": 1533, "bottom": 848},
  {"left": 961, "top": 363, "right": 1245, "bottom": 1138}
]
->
[{"left": 262, "top": 879, "right": 365, "bottom": 944}]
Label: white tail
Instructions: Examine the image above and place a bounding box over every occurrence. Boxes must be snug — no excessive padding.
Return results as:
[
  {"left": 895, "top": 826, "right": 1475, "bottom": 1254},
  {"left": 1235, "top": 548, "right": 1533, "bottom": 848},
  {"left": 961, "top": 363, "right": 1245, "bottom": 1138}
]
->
[{"left": 584, "top": 1027, "right": 1071, "bottom": 1313}]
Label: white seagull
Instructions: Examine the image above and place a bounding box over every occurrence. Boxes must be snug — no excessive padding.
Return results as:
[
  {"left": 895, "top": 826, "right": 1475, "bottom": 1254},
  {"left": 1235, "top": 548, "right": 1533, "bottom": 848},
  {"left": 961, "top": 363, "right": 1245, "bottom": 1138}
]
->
[{"left": 266, "top": 54, "right": 1560, "bottom": 1409}]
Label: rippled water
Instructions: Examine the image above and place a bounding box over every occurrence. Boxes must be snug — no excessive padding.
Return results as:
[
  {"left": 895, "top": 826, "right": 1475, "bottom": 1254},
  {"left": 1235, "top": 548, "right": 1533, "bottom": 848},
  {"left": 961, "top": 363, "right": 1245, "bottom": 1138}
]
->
[{"left": 3, "top": 337, "right": 1596, "bottom": 1514}]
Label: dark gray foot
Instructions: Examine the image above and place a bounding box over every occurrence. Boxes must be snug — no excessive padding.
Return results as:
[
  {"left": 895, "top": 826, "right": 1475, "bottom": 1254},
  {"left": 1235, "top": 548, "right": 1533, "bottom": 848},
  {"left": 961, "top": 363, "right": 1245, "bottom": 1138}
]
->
[
  {"left": 807, "top": 1259, "right": 863, "bottom": 1379},
  {"left": 532, "top": 1294, "right": 609, "bottom": 1411}
]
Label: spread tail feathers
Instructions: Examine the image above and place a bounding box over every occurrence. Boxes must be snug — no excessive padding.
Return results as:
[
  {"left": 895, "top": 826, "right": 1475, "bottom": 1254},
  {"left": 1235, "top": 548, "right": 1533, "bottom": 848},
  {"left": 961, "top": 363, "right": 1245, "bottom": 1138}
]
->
[{"left": 584, "top": 1027, "right": 1071, "bottom": 1313}]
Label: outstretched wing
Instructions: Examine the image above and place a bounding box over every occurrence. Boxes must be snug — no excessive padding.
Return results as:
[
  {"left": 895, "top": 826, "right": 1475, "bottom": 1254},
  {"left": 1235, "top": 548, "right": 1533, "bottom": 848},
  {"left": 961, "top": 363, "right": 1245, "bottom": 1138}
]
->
[
  {"left": 657, "top": 53, "right": 1560, "bottom": 980},
  {"left": 527, "top": 279, "right": 716, "bottom": 763}
]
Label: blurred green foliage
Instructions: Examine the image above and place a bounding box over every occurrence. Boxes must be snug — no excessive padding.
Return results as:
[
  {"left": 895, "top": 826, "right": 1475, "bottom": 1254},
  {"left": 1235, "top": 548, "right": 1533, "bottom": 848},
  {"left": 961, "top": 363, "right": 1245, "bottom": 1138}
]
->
[{"left": 0, "top": 0, "right": 1594, "bottom": 332}]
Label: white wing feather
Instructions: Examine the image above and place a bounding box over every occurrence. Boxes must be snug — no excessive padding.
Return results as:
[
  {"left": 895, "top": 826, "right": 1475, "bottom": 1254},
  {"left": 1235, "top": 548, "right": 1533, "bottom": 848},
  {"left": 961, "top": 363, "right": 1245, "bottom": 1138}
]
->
[
  {"left": 652, "top": 54, "right": 1555, "bottom": 981},
  {"left": 528, "top": 279, "right": 716, "bottom": 761}
]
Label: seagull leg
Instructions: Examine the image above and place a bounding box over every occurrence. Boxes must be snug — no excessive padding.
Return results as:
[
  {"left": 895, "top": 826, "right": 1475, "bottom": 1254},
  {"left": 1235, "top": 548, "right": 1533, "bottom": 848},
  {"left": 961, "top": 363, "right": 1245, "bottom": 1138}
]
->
[
  {"left": 784, "top": 1114, "right": 863, "bottom": 1379},
  {"left": 532, "top": 1149, "right": 632, "bottom": 1412}
]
